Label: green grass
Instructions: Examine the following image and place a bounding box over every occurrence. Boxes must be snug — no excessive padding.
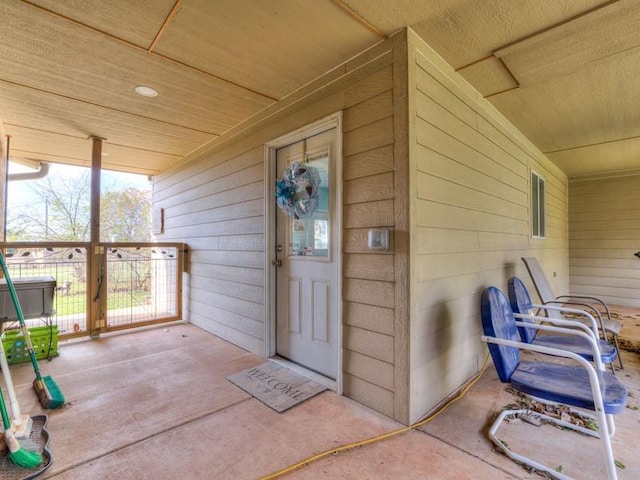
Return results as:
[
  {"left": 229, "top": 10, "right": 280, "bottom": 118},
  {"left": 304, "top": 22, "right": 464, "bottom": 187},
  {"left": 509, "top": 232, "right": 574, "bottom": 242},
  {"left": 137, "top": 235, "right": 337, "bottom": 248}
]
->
[
  {"left": 54, "top": 292, "right": 87, "bottom": 316},
  {"left": 107, "top": 290, "right": 151, "bottom": 310},
  {"left": 54, "top": 289, "right": 151, "bottom": 316},
  {"left": 10, "top": 252, "right": 162, "bottom": 323}
]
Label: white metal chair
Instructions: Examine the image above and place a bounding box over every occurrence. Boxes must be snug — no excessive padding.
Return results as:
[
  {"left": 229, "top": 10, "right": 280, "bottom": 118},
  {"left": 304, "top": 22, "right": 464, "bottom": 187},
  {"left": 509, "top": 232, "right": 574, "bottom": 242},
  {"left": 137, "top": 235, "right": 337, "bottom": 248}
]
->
[
  {"left": 521, "top": 257, "right": 623, "bottom": 368},
  {"left": 481, "top": 286, "right": 628, "bottom": 480}
]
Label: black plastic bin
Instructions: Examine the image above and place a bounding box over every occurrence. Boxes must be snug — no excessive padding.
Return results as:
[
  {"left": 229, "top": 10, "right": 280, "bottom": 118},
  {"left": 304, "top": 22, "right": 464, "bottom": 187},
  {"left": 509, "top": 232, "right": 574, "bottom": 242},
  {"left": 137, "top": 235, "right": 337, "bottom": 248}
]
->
[{"left": 0, "top": 276, "right": 56, "bottom": 321}]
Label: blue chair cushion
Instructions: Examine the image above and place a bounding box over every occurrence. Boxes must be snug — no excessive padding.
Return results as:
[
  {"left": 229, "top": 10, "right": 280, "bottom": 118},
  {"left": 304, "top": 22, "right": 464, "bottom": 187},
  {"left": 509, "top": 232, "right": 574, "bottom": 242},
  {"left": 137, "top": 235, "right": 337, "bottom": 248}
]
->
[
  {"left": 531, "top": 335, "right": 617, "bottom": 364},
  {"left": 511, "top": 361, "right": 628, "bottom": 414}
]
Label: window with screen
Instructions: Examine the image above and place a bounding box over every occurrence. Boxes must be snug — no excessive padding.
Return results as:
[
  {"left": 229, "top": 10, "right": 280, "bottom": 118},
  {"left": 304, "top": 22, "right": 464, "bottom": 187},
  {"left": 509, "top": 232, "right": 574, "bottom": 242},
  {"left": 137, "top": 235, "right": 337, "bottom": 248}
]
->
[{"left": 531, "top": 171, "right": 546, "bottom": 238}]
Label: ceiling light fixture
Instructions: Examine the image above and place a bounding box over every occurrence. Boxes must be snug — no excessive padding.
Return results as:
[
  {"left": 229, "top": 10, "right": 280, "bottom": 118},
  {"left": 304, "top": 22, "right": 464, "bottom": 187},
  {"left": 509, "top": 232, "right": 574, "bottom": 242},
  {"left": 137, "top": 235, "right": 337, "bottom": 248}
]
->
[{"left": 134, "top": 85, "right": 158, "bottom": 97}]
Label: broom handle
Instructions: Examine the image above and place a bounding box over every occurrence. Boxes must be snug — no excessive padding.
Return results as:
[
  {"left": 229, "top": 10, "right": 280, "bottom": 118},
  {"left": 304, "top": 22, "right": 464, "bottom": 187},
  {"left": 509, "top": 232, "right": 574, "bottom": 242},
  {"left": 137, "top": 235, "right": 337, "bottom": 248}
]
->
[
  {"left": 0, "top": 252, "right": 45, "bottom": 382},
  {"left": 0, "top": 331, "right": 23, "bottom": 424}
]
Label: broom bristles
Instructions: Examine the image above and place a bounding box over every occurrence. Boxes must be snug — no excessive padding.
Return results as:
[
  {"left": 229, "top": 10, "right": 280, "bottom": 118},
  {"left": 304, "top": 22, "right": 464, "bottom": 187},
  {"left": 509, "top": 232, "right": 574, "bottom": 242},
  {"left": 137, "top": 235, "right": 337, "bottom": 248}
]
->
[
  {"left": 4, "top": 430, "right": 43, "bottom": 469},
  {"left": 33, "top": 376, "right": 65, "bottom": 409},
  {"left": 9, "top": 446, "right": 43, "bottom": 469},
  {"left": 44, "top": 376, "right": 65, "bottom": 408}
]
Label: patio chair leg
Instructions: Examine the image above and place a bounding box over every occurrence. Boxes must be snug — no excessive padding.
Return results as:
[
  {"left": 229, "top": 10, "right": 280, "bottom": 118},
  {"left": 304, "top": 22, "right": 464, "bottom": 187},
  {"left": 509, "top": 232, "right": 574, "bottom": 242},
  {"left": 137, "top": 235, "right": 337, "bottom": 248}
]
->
[
  {"left": 607, "top": 414, "right": 616, "bottom": 438},
  {"left": 611, "top": 333, "right": 624, "bottom": 370},
  {"left": 488, "top": 409, "right": 574, "bottom": 480},
  {"left": 488, "top": 407, "right": 619, "bottom": 480}
]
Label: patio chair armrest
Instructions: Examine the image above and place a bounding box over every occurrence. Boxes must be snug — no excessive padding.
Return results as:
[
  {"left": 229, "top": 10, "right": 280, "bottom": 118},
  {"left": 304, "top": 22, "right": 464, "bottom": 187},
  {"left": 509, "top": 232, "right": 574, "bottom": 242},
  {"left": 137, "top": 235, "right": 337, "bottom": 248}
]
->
[
  {"left": 514, "top": 316, "right": 600, "bottom": 347},
  {"left": 555, "top": 294, "right": 612, "bottom": 320},
  {"left": 541, "top": 300, "right": 607, "bottom": 334},
  {"left": 512, "top": 318, "right": 604, "bottom": 371},
  {"left": 525, "top": 304, "right": 599, "bottom": 336},
  {"left": 513, "top": 313, "right": 597, "bottom": 338},
  {"left": 482, "top": 334, "right": 600, "bottom": 372}
]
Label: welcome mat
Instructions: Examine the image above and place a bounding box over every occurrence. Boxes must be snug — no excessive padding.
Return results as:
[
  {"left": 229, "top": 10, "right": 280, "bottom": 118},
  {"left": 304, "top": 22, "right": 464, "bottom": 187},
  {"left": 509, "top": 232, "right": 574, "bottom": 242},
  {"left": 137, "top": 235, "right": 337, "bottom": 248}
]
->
[{"left": 227, "top": 361, "right": 327, "bottom": 412}]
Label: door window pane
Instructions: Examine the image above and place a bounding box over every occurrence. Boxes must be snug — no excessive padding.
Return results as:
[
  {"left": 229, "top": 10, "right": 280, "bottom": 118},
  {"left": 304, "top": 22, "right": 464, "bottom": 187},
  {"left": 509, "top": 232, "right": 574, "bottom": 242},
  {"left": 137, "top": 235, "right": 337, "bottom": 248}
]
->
[{"left": 288, "top": 153, "right": 329, "bottom": 257}]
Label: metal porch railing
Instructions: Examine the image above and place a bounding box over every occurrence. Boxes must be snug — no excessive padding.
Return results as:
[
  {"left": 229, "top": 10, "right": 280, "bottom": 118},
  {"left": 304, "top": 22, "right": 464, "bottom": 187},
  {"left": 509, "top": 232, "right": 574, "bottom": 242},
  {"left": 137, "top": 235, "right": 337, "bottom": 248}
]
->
[{"left": 0, "top": 242, "right": 185, "bottom": 339}]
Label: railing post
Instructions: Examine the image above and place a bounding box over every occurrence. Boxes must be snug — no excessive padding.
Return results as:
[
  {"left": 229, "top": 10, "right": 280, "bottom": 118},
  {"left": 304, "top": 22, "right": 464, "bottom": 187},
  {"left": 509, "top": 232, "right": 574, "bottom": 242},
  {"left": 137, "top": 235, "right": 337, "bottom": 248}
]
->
[{"left": 89, "top": 245, "right": 106, "bottom": 337}]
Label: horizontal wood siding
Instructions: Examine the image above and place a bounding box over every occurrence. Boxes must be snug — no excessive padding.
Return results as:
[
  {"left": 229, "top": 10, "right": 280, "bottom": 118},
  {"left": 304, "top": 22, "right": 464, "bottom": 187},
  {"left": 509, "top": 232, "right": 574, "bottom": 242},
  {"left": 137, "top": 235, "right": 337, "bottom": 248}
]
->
[
  {"left": 154, "top": 36, "right": 407, "bottom": 421},
  {"left": 342, "top": 56, "right": 399, "bottom": 419},
  {"left": 569, "top": 174, "right": 640, "bottom": 307},
  {"left": 407, "top": 30, "right": 568, "bottom": 422},
  {"left": 157, "top": 143, "right": 267, "bottom": 351}
]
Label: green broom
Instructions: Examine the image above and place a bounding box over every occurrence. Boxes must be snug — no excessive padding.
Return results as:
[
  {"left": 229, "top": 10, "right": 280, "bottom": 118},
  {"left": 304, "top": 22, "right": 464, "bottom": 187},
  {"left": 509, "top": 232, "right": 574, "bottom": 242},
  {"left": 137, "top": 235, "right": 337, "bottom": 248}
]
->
[
  {"left": 0, "top": 252, "right": 64, "bottom": 409},
  {"left": 0, "top": 383, "right": 43, "bottom": 468}
]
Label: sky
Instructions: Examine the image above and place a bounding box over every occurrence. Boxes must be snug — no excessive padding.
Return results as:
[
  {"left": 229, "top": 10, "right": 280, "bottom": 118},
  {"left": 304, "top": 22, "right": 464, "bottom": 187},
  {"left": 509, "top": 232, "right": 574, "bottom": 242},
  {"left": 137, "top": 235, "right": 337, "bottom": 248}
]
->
[{"left": 7, "top": 162, "right": 151, "bottom": 221}]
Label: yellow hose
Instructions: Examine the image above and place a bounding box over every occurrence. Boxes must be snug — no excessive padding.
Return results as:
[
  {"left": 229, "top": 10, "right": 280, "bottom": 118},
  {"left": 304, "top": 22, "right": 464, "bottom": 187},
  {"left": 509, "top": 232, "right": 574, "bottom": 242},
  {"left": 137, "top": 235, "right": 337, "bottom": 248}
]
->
[{"left": 259, "top": 355, "right": 491, "bottom": 480}]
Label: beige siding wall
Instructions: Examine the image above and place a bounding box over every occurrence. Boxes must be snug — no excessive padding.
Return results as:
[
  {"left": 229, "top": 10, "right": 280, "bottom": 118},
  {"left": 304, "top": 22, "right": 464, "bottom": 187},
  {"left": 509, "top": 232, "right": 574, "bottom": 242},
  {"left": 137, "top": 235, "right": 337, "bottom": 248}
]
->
[
  {"left": 407, "top": 30, "right": 569, "bottom": 422},
  {"left": 569, "top": 174, "right": 640, "bottom": 307},
  {"left": 154, "top": 35, "right": 411, "bottom": 422},
  {"left": 153, "top": 145, "right": 267, "bottom": 352}
]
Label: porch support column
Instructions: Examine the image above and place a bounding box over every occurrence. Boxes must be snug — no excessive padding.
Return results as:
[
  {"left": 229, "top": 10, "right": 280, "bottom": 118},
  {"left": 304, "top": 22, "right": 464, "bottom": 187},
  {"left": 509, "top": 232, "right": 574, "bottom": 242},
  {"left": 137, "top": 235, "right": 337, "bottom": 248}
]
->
[
  {"left": 90, "top": 136, "right": 103, "bottom": 243},
  {"left": 1, "top": 131, "right": 9, "bottom": 243},
  {"left": 89, "top": 136, "right": 106, "bottom": 336}
]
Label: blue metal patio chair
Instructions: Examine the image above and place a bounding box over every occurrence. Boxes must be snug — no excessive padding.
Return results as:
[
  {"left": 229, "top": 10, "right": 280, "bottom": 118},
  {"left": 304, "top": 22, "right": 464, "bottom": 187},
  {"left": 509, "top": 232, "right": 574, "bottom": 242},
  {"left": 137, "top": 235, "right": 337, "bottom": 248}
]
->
[
  {"left": 508, "top": 277, "right": 618, "bottom": 373},
  {"left": 480, "top": 286, "right": 627, "bottom": 480}
]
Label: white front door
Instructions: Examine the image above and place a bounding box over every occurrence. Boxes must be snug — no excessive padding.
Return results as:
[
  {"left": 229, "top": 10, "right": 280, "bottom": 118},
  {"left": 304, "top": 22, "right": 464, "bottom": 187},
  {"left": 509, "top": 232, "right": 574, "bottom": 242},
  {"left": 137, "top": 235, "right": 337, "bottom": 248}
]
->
[{"left": 274, "top": 128, "right": 339, "bottom": 379}]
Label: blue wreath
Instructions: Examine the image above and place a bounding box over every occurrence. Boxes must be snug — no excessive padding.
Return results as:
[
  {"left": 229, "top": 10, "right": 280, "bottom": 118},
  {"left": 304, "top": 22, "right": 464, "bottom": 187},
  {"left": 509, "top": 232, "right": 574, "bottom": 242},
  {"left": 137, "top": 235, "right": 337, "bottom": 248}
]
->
[{"left": 275, "top": 162, "right": 321, "bottom": 219}]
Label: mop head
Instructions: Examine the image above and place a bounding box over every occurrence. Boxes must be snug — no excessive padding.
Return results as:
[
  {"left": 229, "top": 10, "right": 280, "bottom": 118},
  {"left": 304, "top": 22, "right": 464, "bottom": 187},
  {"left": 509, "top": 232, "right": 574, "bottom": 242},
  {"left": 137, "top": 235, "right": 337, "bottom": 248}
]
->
[
  {"left": 4, "top": 429, "right": 43, "bottom": 469},
  {"left": 33, "top": 376, "right": 65, "bottom": 409}
]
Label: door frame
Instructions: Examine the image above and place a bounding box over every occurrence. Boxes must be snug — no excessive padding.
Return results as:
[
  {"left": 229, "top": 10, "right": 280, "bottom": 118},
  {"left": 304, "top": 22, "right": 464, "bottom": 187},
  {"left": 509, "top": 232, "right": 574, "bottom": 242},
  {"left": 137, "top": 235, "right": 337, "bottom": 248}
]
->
[{"left": 264, "top": 111, "right": 343, "bottom": 392}]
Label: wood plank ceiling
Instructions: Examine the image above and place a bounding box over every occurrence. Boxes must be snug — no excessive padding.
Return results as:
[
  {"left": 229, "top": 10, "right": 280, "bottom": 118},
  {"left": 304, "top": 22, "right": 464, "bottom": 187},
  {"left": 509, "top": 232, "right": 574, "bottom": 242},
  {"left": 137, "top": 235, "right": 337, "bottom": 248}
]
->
[{"left": 0, "top": 0, "right": 637, "bottom": 179}]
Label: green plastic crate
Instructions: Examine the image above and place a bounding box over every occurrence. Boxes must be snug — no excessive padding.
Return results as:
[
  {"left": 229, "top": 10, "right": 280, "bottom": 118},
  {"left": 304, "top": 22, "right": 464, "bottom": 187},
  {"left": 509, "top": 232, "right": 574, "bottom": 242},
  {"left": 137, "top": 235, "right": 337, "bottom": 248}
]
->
[{"left": 2, "top": 325, "right": 59, "bottom": 364}]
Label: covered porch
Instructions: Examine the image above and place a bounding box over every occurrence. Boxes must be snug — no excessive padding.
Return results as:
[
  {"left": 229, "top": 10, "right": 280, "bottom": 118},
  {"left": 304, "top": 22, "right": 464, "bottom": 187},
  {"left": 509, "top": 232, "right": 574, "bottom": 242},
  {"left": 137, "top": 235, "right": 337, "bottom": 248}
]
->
[{"left": 1, "top": 1, "right": 640, "bottom": 478}]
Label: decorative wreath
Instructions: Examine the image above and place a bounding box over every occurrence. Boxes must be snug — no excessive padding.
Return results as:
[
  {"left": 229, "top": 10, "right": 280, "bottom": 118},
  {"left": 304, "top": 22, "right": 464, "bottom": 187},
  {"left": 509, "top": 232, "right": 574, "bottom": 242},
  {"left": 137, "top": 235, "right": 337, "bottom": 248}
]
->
[{"left": 275, "top": 162, "right": 321, "bottom": 219}]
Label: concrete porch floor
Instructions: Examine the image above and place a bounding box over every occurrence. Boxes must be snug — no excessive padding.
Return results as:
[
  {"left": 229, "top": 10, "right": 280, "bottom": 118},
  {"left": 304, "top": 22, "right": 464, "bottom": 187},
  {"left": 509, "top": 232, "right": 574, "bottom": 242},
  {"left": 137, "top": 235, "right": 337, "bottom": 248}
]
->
[{"left": 4, "top": 320, "right": 640, "bottom": 480}]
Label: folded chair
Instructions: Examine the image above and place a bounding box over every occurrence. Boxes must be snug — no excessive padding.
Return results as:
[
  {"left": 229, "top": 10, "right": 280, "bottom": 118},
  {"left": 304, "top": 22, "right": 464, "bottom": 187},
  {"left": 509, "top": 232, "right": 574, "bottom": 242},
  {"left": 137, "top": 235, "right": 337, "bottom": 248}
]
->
[
  {"left": 508, "top": 277, "right": 618, "bottom": 373},
  {"left": 521, "top": 256, "right": 623, "bottom": 369},
  {"left": 480, "top": 286, "right": 627, "bottom": 480}
]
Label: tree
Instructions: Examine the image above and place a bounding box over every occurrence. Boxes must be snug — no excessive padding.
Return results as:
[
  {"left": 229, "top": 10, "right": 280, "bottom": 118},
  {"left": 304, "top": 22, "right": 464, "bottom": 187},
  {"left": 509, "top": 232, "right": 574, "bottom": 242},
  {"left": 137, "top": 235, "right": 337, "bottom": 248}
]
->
[
  {"left": 100, "top": 188, "right": 151, "bottom": 242},
  {"left": 8, "top": 168, "right": 91, "bottom": 241},
  {"left": 6, "top": 165, "right": 151, "bottom": 242}
]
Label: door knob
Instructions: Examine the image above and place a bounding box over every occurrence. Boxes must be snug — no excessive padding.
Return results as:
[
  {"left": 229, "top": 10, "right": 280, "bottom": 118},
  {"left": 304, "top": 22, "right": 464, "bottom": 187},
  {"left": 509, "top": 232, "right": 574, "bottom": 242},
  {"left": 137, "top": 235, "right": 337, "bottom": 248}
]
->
[{"left": 272, "top": 259, "right": 282, "bottom": 267}]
